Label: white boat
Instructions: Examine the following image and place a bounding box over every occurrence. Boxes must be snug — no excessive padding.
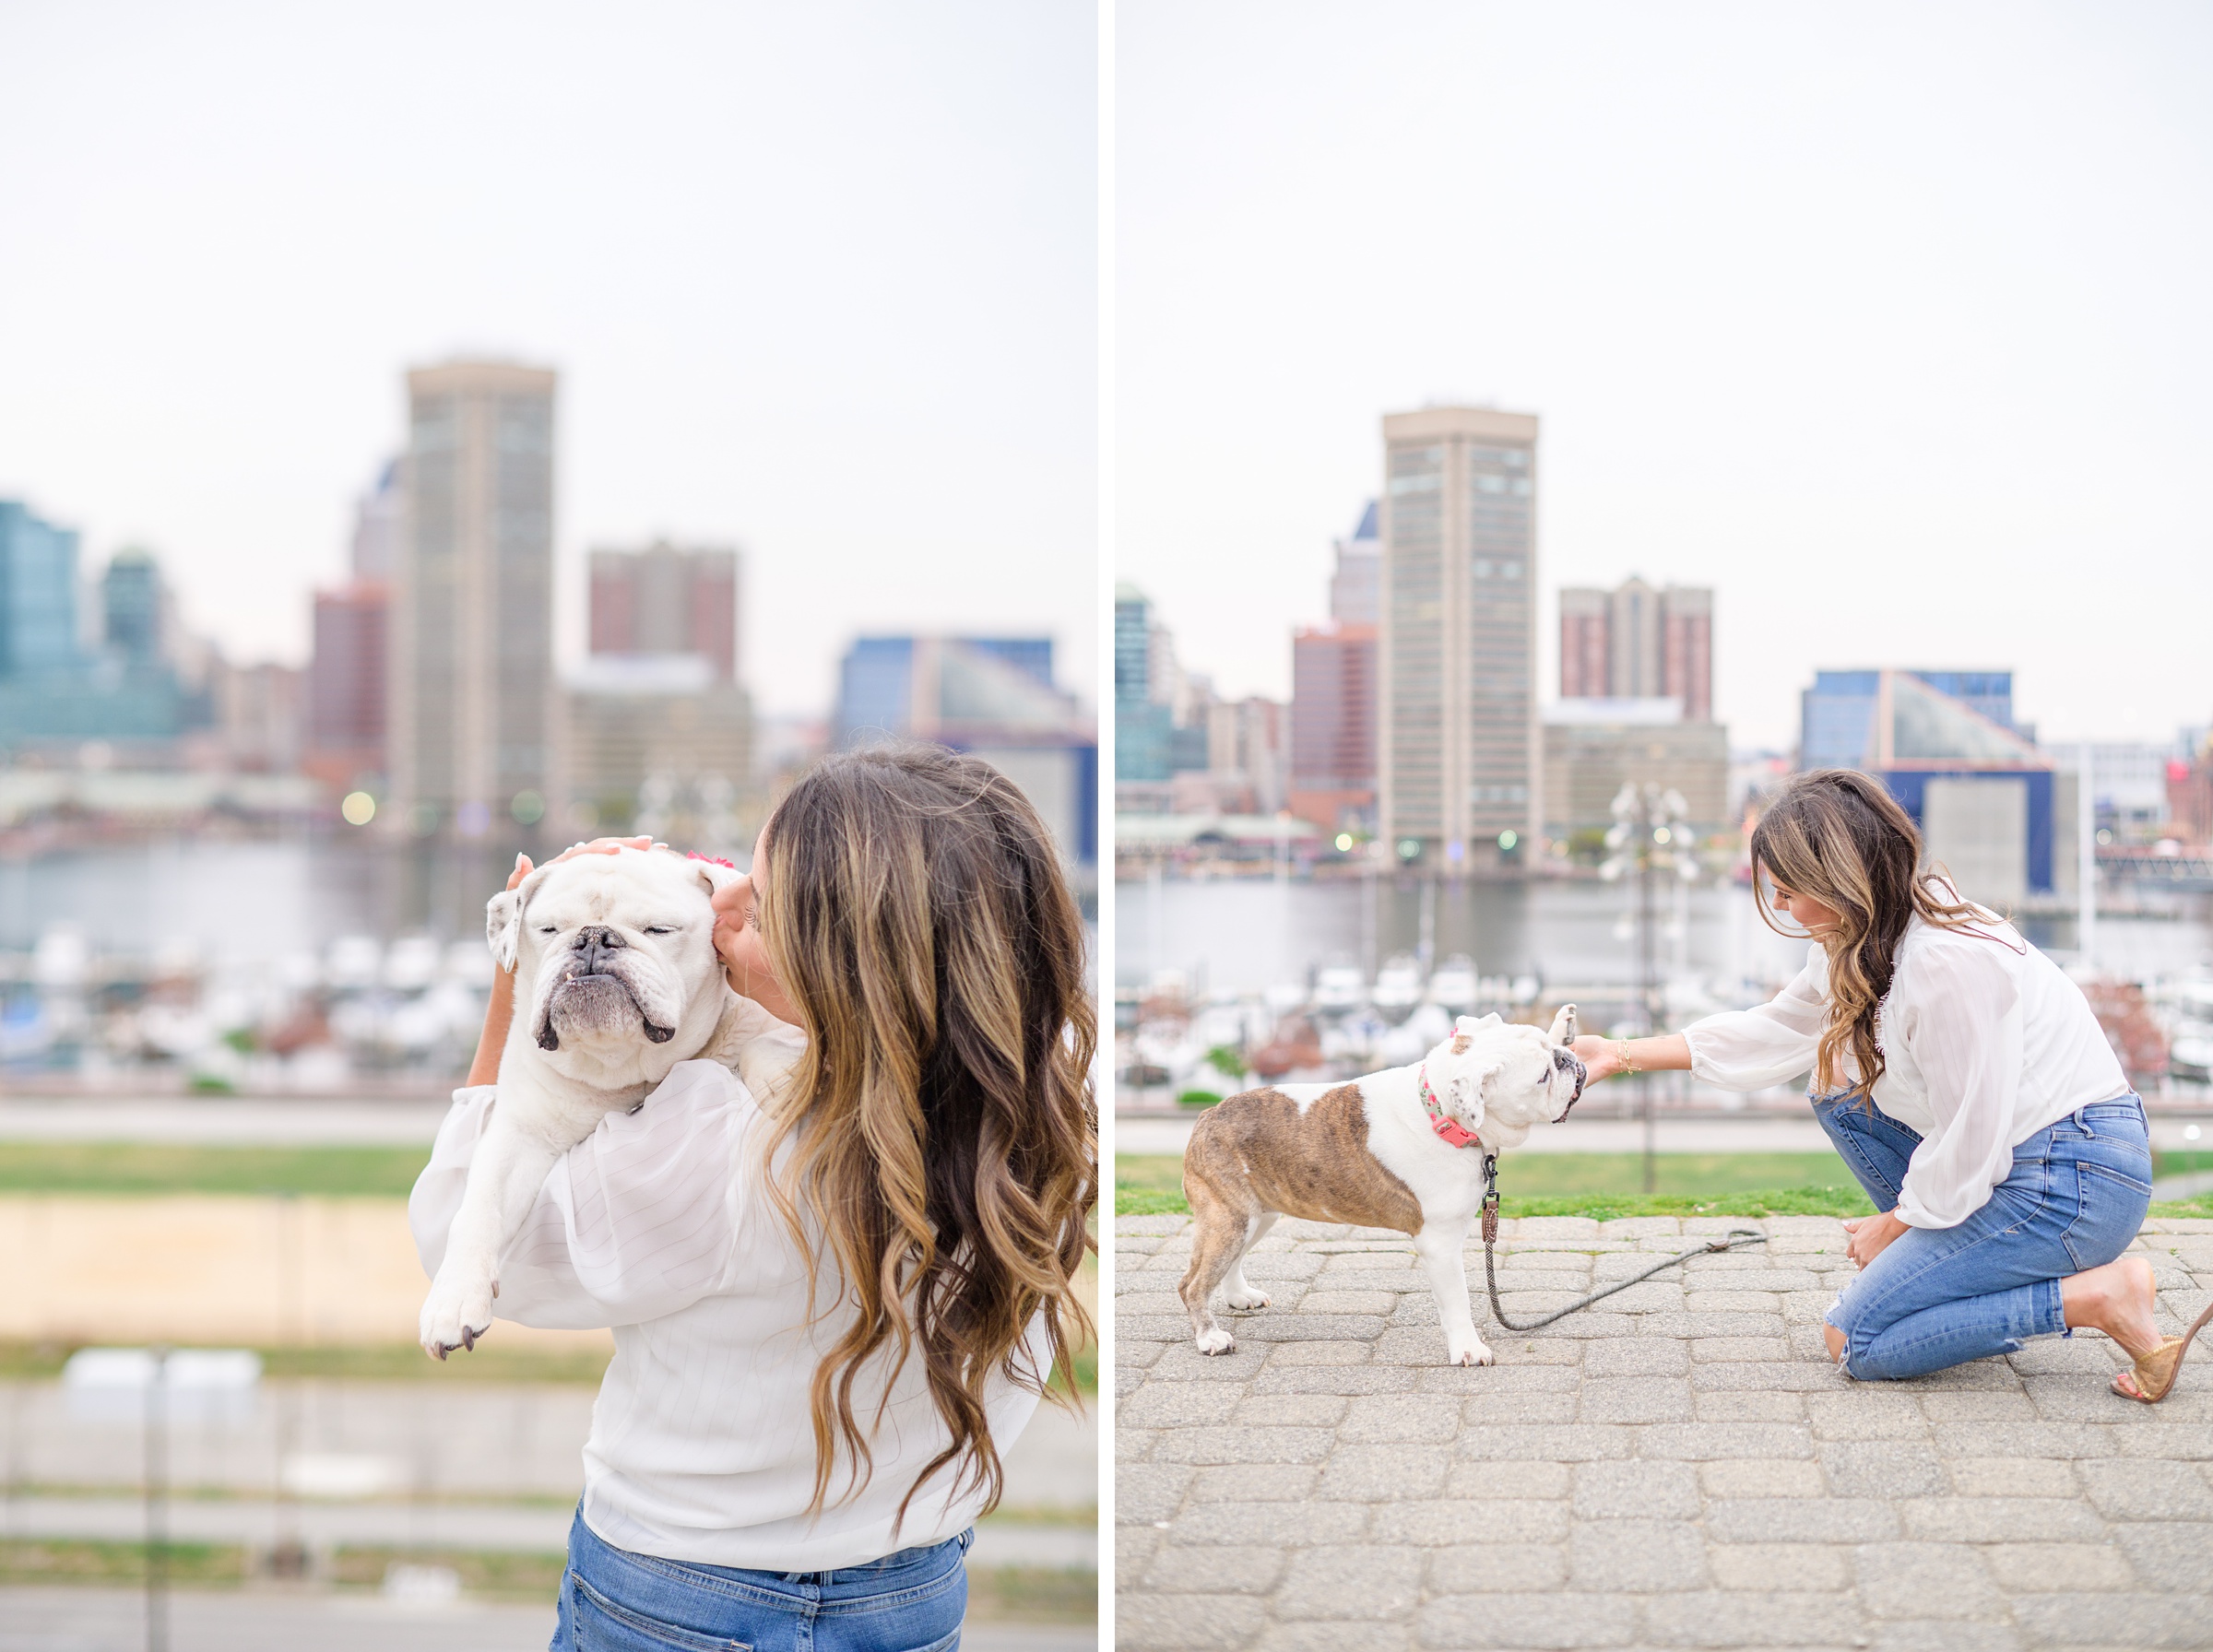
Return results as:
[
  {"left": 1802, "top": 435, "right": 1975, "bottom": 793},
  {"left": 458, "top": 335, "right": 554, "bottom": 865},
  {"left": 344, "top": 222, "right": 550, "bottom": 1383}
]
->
[
  {"left": 2172, "top": 1031, "right": 2213, "bottom": 1083},
  {"left": 1425, "top": 954, "right": 1478, "bottom": 1013},
  {"left": 1309, "top": 962, "right": 1367, "bottom": 1015},
  {"left": 1371, "top": 953, "right": 1425, "bottom": 1019}
]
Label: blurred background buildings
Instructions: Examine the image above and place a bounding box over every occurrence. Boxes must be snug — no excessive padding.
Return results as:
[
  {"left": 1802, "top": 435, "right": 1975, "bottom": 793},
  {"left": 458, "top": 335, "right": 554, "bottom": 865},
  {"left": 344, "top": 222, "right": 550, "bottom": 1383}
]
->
[
  {"left": 0, "top": 354, "right": 1095, "bottom": 1089},
  {"left": 1115, "top": 394, "right": 2213, "bottom": 1114}
]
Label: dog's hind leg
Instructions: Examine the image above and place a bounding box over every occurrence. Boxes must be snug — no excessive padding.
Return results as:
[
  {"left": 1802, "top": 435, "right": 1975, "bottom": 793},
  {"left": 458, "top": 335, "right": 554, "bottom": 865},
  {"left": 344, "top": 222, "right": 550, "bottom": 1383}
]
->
[
  {"left": 1223, "top": 1211, "right": 1278, "bottom": 1310},
  {"left": 1414, "top": 1217, "right": 1492, "bottom": 1367},
  {"left": 1178, "top": 1178, "right": 1253, "bottom": 1356}
]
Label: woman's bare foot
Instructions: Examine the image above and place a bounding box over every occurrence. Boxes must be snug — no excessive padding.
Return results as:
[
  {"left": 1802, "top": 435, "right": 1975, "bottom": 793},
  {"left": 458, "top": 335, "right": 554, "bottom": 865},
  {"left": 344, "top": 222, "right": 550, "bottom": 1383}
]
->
[{"left": 2061, "top": 1257, "right": 2162, "bottom": 1398}]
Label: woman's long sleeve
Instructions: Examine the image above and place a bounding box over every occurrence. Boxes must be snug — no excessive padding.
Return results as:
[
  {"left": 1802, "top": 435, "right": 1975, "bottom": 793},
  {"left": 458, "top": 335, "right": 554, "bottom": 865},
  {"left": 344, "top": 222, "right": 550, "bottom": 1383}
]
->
[
  {"left": 1890, "top": 941, "right": 2026, "bottom": 1229},
  {"left": 408, "top": 1059, "right": 756, "bottom": 1329},
  {"left": 1679, "top": 947, "right": 1829, "bottom": 1091}
]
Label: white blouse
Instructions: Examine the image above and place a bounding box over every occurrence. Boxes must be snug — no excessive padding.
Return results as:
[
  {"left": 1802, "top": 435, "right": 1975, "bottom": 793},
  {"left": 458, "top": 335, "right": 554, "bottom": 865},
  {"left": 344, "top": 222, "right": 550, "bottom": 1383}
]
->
[
  {"left": 1681, "top": 909, "right": 2129, "bottom": 1230},
  {"left": 408, "top": 1058, "right": 1054, "bottom": 1571}
]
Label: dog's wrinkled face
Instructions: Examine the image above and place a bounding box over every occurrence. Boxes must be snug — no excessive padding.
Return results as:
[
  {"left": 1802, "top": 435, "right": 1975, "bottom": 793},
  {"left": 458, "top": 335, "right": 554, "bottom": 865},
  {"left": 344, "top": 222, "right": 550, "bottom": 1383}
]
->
[
  {"left": 1424, "top": 1006, "right": 1589, "bottom": 1149},
  {"left": 487, "top": 850, "right": 736, "bottom": 1075}
]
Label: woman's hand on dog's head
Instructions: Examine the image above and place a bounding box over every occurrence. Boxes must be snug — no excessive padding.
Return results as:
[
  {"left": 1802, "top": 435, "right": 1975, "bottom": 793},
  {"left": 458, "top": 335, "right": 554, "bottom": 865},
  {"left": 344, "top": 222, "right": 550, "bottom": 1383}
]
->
[{"left": 544, "top": 835, "right": 657, "bottom": 870}]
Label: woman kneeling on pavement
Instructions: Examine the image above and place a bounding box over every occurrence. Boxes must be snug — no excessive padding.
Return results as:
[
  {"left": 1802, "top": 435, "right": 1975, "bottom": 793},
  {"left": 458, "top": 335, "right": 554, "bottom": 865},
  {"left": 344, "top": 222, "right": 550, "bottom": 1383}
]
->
[{"left": 1570, "top": 769, "right": 2210, "bottom": 1403}]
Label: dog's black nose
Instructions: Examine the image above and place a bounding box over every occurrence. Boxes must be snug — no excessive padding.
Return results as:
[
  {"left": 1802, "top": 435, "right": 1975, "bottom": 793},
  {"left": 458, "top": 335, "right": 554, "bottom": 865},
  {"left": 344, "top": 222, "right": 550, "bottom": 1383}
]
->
[
  {"left": 1555, "top": 1047, "right": 1589, "bottom": 1117},
  {"left": 574, "top": 926, "right": 626, "bottom": 975}
]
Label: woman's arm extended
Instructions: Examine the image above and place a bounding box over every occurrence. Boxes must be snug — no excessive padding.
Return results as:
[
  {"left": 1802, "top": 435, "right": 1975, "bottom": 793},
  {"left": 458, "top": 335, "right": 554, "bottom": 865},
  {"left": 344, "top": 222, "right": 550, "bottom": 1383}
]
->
[
  {"left": 1569, "top": 947, "right": 1829, "bottom": 1092},
  {"left": 1570, "top": 1033, "right": 1692, "bottom": 1086}
]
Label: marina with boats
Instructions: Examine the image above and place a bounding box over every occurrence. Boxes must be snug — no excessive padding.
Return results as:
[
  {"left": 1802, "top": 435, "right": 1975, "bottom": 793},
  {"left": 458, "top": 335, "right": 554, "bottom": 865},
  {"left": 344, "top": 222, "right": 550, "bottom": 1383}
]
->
[{"left": 1116, "top": 865, "right": 2213, "bottom": 1121}]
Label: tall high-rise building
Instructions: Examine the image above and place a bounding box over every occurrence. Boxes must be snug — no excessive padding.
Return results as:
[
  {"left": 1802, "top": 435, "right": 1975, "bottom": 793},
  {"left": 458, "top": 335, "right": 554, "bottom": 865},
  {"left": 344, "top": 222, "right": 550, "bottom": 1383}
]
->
[
  {"left": 0, "top": 501, "right": 84, "bottom": 678},
  {"left": 1558, "top": 578, "right": 1713, "bottom": 719},
  {"left": 305, "top": 584, "right": 388, "bottom": 788},
  {"left": 351, "top": 459, "right": 403, "bottom": 583},
  {"left": 1330, "top": 501, "right": 1380, "bottom": 625},
  {"left": 101, "top": 550, "right": 163, "bottom": 663},
  {"left": 1290, "top": 621, "right": 1378, "bottom": 834},
  {"left": 1378, "top": 407, "right": 1539, "bottom": 867},
  {"left": 1559, "top": 588, "right": 1609, "bottom": 702},
  {"left": 1115, "top": 584, "right": 1173, "bottom": 785},
  {"left": 0, "top": 505, "right": 184, "bottom": 743},
  {"left": 388, "top": 360, "right": 557, "bottom": 836},
  {"left": 588, "top": 541, "right": 740, "bottom": 682}
]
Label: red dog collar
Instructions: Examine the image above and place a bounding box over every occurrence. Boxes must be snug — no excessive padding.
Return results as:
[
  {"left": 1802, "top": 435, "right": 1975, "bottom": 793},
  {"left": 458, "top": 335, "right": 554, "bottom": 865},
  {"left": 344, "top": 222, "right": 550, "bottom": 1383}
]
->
[{"left": 1417, "top": 1064, "right": 1484, "bottom": 1150}]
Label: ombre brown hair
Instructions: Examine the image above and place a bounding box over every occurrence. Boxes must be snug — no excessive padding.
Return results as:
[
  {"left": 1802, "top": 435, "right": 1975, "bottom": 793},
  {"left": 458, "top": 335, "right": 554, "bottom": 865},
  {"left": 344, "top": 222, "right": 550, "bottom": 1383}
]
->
[
  {"left": 751, "top": 744, "right": 1095, "bottom": 1526},
  {"left": 1748, "top": 769, "right": 2011, "bottom": 1099}
]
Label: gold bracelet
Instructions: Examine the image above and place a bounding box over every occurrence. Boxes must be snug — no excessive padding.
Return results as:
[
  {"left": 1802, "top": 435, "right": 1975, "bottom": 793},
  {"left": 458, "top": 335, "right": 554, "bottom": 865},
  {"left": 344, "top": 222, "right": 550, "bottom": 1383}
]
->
[{"left": 1615, "top": 1039, "right": 1639, "bottom": 1077}]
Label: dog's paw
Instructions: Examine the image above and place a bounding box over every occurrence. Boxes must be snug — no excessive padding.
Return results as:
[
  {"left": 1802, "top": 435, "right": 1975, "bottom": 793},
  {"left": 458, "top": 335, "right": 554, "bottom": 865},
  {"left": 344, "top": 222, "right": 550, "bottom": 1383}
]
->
[
  {"left": 1225, "top": 1286, "right": 1272, "bottom": 1311},
  {"left": 1194, "top": 1327, "right": 1237, "bottom": 1356},
  {"left": 1448, "top": 1335, "right": 1496, "bottom": 1368},
  {"left": 419, "top": 1274, "right": 496, "bottom": 1361}
]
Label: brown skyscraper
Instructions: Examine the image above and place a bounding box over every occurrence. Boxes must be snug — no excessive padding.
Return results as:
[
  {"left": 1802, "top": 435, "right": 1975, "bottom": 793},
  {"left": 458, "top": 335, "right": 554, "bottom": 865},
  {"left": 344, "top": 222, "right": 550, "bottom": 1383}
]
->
[
  {"left": 1557, "top": 577, "right": 1713, "bottom": 721},
  {"left": 587, "top": 542, "right": 740, "bottom": 682}
]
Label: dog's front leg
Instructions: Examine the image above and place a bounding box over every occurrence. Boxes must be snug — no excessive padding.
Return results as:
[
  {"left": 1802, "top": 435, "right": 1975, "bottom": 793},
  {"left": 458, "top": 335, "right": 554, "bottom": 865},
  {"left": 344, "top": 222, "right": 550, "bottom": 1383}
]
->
[
  {"left": 420, "top": 1114, "right": 562, "bottom": 1359},
  {"left": 1414, "top": 1219, "right": 1492, "bottom": 1367}
]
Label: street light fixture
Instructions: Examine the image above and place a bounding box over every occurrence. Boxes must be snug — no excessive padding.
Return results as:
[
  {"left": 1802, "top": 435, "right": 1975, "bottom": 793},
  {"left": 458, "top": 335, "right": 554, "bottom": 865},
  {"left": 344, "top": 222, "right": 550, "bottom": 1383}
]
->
[{"left": 1601, "top": 785, "right": 1700, "bottom": 1192}]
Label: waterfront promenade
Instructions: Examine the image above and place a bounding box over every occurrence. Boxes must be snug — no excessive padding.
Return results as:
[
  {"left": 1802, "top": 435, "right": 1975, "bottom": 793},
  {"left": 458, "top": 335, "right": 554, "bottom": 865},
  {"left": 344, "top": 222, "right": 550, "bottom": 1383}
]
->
[{"left": 1116, "top": 1210, "right": 2213, "bottom": 1651}]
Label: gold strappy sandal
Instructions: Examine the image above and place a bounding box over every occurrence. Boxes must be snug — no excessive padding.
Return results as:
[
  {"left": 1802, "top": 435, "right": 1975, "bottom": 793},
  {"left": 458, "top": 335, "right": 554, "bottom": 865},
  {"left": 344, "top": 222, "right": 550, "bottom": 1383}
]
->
[{"left": 2112, "top": 1300, "right": 2213, "bottom": 1404}]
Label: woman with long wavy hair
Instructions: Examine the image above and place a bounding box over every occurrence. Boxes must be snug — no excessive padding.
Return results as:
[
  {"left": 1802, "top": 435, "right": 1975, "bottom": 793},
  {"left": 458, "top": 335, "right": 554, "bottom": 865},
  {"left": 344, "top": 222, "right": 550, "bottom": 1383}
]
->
[
  {"left": 1572, "top": 769, "right": 2210, "bottom": 1401},
  {"left": 411, "top": 744, "right": 1095, "bottom": 1649}
]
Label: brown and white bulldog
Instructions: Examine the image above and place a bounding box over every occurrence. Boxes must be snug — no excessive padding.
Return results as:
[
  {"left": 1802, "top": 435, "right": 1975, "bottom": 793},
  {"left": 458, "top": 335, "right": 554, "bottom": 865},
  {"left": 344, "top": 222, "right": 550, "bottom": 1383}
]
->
[{"left": 1178, "top": 1007, "right": 1585, "bottom": 1366}]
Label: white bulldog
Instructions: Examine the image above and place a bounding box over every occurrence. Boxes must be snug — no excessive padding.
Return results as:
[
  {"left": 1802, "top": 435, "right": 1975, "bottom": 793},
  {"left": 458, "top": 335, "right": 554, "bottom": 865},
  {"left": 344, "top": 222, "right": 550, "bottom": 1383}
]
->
[
  {"left": 418, "top": 845, "right": 799, "bottom": 1359},
  {"left": 1178, "top": 1007, "right": 1585, "bottom": 1367}
]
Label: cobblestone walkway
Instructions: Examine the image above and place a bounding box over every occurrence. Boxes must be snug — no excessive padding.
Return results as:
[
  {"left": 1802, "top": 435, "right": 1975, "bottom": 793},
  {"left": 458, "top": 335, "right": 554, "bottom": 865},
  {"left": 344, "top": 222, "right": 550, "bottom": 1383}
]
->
[{"left": 1115, "top": 1213, "right": 2213, "bottom": 1651}]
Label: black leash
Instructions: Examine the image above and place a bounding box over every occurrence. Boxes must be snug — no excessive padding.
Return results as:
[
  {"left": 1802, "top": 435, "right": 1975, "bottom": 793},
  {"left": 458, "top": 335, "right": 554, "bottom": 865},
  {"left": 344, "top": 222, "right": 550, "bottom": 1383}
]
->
[{"left": 1478, "top": 1151, "right": 1768, "bottom": 1333}]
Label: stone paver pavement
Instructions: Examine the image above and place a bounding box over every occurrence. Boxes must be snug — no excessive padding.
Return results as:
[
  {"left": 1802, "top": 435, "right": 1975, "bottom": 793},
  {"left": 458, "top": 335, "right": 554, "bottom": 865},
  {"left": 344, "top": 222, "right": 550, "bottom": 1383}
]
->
[{"left": 1116, "top": 1212, "right": 2213, "bottom": 1651}]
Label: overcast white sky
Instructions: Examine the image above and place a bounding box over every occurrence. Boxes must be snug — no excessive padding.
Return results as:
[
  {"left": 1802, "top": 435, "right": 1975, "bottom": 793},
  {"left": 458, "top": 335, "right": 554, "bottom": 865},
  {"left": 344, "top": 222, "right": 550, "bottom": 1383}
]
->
[
  {"left": 0, "top": 2, "right": 1095, "bottom": 718},
  {"left": 1117, "top": 1, "right": 2213, "bottom": 750}
]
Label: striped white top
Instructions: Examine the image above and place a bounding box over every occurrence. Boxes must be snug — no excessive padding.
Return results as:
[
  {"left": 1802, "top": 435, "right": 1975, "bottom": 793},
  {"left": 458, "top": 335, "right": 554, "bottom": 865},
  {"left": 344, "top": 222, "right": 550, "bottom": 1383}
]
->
[{"left": 408, "top": 1057, "right": 1051, "bottom": 1570}]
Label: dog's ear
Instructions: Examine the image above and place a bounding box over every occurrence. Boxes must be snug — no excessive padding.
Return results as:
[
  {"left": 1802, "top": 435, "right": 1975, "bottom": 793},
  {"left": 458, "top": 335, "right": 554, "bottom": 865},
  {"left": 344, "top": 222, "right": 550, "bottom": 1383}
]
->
[
  {"left": 1448, "top": 1054, "right": 1508, "bottom": 1131},
  {"left": 486, "top": 864, "right": 553, "bottom": 973},
  {"left": 1451, "top": 1011, "right": 1502, "bottom": 1056},
  {"left": 689, "top": 856, "right": 742, "bottom": 900}
]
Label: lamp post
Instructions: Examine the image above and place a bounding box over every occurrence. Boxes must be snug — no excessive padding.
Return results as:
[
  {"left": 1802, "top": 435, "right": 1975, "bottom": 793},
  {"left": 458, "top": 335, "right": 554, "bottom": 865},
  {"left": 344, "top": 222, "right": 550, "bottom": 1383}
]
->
[
  {"left": 61, "top": 1347, "right": 262, "bottom": 1652},
  {"left": 2078, "top": 743, "right": 2097, "bottom": 970},
  {"left": 145, "top": 1346, "right": 169, "bottom": 1652},
  {"left": 1602, "top": 785, "right": 1699, "bottom": 1193}
]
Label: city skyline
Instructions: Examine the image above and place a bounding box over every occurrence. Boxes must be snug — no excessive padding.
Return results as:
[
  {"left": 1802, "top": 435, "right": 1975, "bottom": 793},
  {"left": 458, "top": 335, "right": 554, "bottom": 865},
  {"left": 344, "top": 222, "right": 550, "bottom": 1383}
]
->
[
  {"left": 0, "top": 3, "right": 1096, "bottom": 718},
  {"left": 1118, "top": 2, "right": 2213, "bottom": 748}
]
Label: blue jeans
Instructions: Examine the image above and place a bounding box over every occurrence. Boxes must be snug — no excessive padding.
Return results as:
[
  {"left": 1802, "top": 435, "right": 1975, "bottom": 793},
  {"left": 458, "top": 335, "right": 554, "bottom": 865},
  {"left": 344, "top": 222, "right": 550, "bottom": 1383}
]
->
[
  {"left": 1811, "top": 1092, "right": 2152, "bottom": 1381},
  {"left": 552, "top": 1506, "right": 970, "bottom": 1651}
]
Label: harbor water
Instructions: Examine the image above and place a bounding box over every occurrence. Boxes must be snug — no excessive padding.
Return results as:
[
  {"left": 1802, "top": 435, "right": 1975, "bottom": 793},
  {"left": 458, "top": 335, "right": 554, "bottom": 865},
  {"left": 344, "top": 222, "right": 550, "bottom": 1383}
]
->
[{"left": 1118, "top": 871, "right": 2213, "bottom": 999}]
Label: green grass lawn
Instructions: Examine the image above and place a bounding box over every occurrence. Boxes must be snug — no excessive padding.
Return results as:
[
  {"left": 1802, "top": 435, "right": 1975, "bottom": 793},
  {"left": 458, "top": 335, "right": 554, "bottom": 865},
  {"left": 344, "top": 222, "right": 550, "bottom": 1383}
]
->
[
  {"left": 1118, "top": 1148, "right": 2213, "bottom": 1222},
  {"left": 0, "top": 1141, "right": 432, "bottom": 1198}
]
